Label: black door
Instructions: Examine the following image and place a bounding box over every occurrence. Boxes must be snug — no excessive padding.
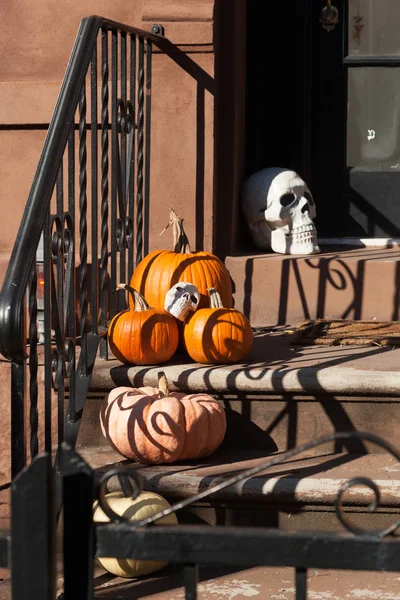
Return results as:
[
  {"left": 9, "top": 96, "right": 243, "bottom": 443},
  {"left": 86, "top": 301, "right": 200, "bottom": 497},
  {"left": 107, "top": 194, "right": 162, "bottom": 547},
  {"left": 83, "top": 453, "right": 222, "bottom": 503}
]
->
[{"left": 246, "top": 0, "right": 400, "bottom": 241}]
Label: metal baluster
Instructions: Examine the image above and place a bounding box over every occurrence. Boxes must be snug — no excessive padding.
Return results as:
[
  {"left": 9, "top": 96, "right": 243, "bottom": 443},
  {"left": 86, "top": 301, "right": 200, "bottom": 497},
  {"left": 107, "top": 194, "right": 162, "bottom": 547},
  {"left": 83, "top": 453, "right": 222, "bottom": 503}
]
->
[
  {"left": 62, "top": 444, "right": 94, "bottom": 600},
  {"left": 56, "top": 165, "right": 64, "bottom": 326},
  {"left": 91, "top": 44, "right": 99, "bottom": 335},
  {"left": 28, "top": 262, "right": 39, "bottom": 460},
  {"left": 144, "top": 39, "right": 152, "bottom": 257},
  {"left": 121, "top": 32, "right": 127, "bottom": 202},
  {"left": 128, "top": 33, "right": 136, "bottom": 278},
  {"left": 56, "top": 167, "right": 65, "bottom": 446},
  {"left": 43, "top": 208, "right": 52, "bottom": 453},
  {"left": 110, "top": 30, "right": 118, "bottom": 317},
  {"left": 184, "top": 564, "right": 198, "bottom": 600},
  {"left": 295, "top": 567, "right": 307, "bottom": 600},
  {"left": 79, "top": 83, "right": 88, "bottom": 373},
  {"left": 12, "top": 454, "right": 55, "bottom": 600},
  {"left": 66, "top": 126, "right": 76, "bottom": 420},
  {"left": 119, "top": 31, "right": 127, "bottom": 311},
  {"left": 100, "top": 27, "right": 109, "bottom": 359},
  {"left": 11, "top": 361, "right": 25, "bottom": 478},
  {"left": 136, "top": 36, "right": 144, "bottom": 266}
]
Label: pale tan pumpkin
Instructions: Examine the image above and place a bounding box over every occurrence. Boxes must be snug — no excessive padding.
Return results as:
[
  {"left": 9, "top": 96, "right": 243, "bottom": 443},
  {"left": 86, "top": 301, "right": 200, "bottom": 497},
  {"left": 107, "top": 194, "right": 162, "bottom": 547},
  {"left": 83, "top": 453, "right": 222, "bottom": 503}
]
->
[
  {"left": 93, "top": 491, "right": 178, "bottom": 577},
  {"left": 100, "top": 372, "right": 226, "bottom": 464}
]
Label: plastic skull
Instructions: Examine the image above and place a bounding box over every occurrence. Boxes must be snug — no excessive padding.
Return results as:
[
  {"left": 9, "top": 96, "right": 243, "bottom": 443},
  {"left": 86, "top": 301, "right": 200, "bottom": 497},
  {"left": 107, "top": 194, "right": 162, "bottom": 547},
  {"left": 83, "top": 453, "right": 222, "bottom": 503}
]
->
[
  {"left": 242, "top": 167, "right": 320, "bottom": 255},
  {"left": 164, "top": 282, "right": 200, "bottom": 322}
]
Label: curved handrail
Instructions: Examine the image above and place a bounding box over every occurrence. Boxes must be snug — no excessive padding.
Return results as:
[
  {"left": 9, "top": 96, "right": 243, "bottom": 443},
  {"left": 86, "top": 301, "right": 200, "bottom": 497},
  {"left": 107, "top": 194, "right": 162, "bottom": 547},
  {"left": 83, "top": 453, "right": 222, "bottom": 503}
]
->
[{"left": 0, "top": 16, "right": 166, "bottom": 363}]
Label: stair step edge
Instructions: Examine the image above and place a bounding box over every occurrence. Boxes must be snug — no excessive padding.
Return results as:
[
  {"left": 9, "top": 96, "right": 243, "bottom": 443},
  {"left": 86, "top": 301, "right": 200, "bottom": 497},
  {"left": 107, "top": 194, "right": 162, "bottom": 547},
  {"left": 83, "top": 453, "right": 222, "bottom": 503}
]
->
[
  {"left": 80, "top": 448, "right": 400, "bottom": 508},
  {"left": 91, "top": 357, "right": 400, "bottom": 397}
]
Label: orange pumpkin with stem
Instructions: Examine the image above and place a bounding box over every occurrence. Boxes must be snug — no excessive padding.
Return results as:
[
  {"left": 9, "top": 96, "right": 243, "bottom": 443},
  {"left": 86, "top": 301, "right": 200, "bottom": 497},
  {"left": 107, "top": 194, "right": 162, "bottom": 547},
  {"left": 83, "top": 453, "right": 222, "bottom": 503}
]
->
[
  {"left": 130, "top": 209, "right": 233, "bottom": 311},
  {"left": 100, "top": 372, "right": 227, "bottom": 464},
  {"left": 108, "top": 284, "right": 179, "bottom": 365},
  {"left": 184, "top": 287, "right": 253, "bottom": 364}
]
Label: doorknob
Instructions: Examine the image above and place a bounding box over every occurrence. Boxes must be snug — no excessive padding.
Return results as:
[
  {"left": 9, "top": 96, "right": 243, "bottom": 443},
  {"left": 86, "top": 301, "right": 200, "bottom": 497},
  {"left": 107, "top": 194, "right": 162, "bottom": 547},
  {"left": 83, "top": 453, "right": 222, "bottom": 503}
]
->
[{"left": 320, "top": 0, "right": 339, "bottom": 32}]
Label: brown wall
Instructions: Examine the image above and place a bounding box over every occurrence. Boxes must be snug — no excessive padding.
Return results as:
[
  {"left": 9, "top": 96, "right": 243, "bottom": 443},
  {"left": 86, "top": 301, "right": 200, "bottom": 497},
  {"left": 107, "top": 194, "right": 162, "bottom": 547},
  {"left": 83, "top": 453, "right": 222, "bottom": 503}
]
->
[
  {"left": 0, "top": 0, "right": 220, "bottom": 485},
  {"left": 0, "top": 0, "right": 217, "bottom": 268}
]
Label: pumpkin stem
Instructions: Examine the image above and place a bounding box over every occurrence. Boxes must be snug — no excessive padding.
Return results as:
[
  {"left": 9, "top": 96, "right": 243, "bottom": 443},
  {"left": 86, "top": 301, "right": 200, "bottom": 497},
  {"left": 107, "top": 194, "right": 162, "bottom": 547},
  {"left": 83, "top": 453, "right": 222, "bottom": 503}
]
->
[
  {"left": 117, "top": 283, "right": 150, "bottom": 311},
  {"left": 208, "top": 287, "right": 224, "bottom": 309},
  {"left": 160, "top": 208, "right": 191, "bottom": 254},
  {"left": 158, "top": 371, "right": 169, "bottom": 397}
]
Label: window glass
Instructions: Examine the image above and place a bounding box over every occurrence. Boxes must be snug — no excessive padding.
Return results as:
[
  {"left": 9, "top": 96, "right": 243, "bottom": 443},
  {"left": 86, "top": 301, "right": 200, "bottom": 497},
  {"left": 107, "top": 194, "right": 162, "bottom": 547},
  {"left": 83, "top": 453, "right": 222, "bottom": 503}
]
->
[
  {"left": 347, "top": 67, "right": 400, "bottom": 167},
  {"left": 348, "top": 0, "right": 400, "bottom": 56}
]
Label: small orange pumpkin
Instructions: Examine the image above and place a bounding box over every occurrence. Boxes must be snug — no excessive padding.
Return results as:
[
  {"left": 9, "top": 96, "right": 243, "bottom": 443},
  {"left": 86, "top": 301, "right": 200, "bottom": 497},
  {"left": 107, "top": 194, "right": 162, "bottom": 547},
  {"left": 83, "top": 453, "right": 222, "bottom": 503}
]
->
[
  {"left": 184, "top": 288, "right": 253, "bottom": 364},
  {"left": 100, "top": 372, "right": 226, "bottom": 464},
  {"left": 130, "top": 209, "right": 233, "bottom": 310},
  {"left": 108, "top": 285, "right": 179, "bottom": 365}
]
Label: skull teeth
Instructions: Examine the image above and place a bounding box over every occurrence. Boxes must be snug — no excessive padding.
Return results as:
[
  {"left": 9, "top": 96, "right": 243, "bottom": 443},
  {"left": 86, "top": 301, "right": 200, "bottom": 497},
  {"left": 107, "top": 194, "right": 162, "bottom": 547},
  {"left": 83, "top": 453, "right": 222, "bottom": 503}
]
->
[
  {"left": 286, "top": 224, "right": 316, "bottom": 242},
  {"left": 291, "top": 224, "right": 316, "bottom": 233}
]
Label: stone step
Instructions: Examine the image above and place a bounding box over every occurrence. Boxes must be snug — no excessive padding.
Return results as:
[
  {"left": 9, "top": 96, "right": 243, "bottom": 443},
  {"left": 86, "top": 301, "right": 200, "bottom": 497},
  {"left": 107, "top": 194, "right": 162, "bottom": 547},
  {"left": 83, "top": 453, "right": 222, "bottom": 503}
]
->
[
  {"left": 77, "top": 388, "right": 400, "bottom": 457},
  {"left": 225, "top": 246, "right": 400, "bottom": 327},
  {"left": 5, "top": 557, "right": 400, "bottom": 599},
  {"left": 79, "top": 445, "right": 400, "bottom": 531},
  {"left": 90, "top": 328, "right": 400, "bottom": 397},
  {"left": 90, "top": 563, "right": 400, "bottom": 600},
  {"left": 79, "top": 330, "right": 400, "bottom": 455}
]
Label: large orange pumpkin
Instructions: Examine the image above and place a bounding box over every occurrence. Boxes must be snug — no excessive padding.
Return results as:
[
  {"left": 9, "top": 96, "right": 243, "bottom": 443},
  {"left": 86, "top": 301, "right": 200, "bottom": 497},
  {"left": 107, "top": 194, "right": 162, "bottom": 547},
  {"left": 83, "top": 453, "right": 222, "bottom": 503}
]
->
[
  {"left": 130, "top": 209, "right": 233, "bottom": 310},
  {"left": 184, "top": 288, "right": 253, "bottom": 364},
  {"left": 108, "top": 285, "right": 179, "bottom": 365},
  {"left": 100, "top": 372, "right": 226, "bottom": 464}
]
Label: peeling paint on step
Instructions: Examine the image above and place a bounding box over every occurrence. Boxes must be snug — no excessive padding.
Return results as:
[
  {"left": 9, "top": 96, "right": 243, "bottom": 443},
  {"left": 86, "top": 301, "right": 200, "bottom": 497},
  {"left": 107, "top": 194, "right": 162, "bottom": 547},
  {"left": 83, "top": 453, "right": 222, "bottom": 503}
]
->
[
  {"left": 347, "top": 590, "right": 399, "bottom": 599},
  {"left": 177, "top": 579, "right": 261, "bottom": 599}
]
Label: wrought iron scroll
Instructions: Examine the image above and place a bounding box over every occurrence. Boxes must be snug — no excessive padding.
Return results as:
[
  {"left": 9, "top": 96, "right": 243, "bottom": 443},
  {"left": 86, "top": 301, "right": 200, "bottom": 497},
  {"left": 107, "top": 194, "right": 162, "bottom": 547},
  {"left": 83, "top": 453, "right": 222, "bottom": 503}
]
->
[{"left": 98, "top": 431, "right": 400, "bottom": 538}]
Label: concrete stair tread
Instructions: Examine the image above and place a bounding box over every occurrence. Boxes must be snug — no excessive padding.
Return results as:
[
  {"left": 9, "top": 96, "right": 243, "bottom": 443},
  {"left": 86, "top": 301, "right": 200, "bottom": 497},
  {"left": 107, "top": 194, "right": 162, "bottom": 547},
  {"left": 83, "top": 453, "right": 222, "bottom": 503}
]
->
[
  {"left": 90, "top": 329, "right": 400, "bottom": 396},
  {"left": 80, "top": 333, "right": 400, "bottom": 462},
  {"left": 79, "top": 446, "right": 400, "bottom": 507}
]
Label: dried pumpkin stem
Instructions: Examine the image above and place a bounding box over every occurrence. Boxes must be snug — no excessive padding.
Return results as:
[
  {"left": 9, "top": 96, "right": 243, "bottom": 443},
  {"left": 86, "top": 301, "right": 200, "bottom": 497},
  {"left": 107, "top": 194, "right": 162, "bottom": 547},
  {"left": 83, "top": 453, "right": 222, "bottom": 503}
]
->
[
  {"left": 117, "top": 283, "right": 150, "bottom": 311},
  {"left": 168, "top": 208, "right": 191, "bottom": 254},
  {"left": 158, "top": 371, "right": 169, "bottom": 398},
  {"left": 208, "top": 287, "right": 224, "bottom": 309}
]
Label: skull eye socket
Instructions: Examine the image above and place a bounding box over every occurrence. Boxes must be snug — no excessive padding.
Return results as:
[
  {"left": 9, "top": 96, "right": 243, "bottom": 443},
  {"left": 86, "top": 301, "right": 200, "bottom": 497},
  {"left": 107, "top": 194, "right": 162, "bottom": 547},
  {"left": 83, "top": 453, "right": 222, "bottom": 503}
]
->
[
  {"left": 280, "top": 193, "right": 296, "bottom": 207},
  {"left": 304, "top": 191, "right": 314, "bottom": 205},
  {"left": 190, "top": 295, "right": 198, "bottom": 304},
  {"left": 176, "top": 286, "right": 183, "bottom": 293}
]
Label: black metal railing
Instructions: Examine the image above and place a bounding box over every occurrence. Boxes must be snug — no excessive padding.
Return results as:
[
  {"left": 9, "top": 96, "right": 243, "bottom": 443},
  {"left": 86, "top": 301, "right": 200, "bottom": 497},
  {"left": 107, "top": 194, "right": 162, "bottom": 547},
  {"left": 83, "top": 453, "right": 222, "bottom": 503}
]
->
[
  {"left": 0, "top": 16, "right": 180, "bottom": 482},
  {"left": 8, "top": 431, "right": 400, "bottom": 600}
]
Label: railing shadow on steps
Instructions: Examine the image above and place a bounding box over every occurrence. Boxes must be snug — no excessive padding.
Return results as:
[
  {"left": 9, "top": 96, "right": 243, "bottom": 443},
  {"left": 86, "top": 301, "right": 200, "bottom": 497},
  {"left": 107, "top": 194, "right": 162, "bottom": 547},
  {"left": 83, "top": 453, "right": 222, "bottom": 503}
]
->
[
  {"left": 0, "top": 16, "right": 211, "bottom": 486},
  {"left": 6, "top": 430, "right": 400, "bottom": 600}
]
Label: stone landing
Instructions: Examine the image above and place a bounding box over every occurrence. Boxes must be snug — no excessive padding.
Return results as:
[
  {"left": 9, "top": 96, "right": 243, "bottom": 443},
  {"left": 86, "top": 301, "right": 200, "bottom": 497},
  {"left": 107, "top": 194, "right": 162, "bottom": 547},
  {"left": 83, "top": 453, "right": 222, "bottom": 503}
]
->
[{"left": 225, "top": 246, "right": 400, "bottom": 327}]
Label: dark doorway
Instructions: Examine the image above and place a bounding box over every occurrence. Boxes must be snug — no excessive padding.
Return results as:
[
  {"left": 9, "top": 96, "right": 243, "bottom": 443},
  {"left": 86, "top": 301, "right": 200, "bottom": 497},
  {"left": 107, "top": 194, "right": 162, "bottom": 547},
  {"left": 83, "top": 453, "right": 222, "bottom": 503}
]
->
[{"left": 245, "top": 0, "right": 400, "bottom": 240}]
